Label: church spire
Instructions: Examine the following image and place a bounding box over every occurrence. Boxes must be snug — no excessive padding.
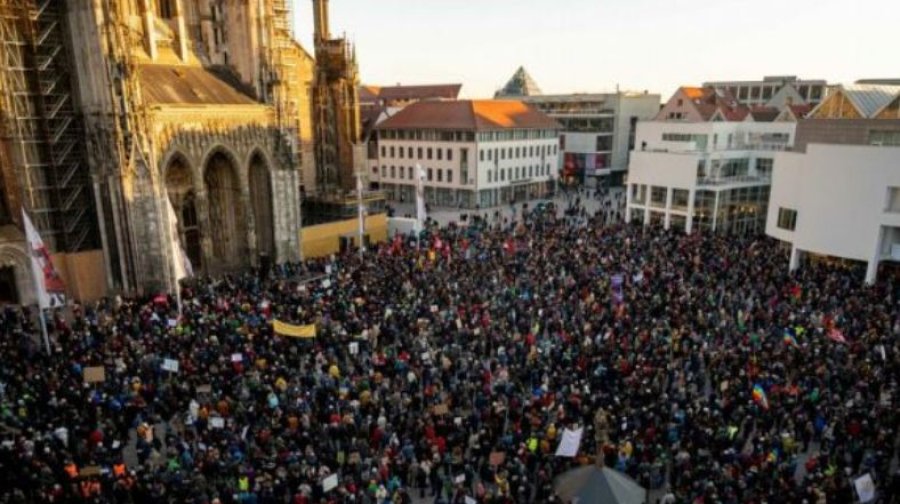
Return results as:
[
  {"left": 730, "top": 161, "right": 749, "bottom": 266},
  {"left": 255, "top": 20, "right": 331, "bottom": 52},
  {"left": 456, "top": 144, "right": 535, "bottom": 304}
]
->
[{"left": 312, "top": 0, "right": 330, "bottom": 42}]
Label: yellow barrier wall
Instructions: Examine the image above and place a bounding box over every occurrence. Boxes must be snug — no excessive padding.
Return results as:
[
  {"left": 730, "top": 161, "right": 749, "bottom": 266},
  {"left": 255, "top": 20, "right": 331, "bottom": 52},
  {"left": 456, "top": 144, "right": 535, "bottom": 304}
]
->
[
  {"left": 301, "top": 214, "right": 388, "bottom": 259},
  {"left": 51, "top": 250, "right": 108, "bottom": 303}
]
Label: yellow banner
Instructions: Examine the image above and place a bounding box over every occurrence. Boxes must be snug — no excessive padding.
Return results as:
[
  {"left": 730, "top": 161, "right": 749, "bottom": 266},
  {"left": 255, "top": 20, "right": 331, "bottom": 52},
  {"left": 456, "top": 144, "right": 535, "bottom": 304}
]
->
[{"left": 273, "top": 320, "right": 317, "bottom": 339}]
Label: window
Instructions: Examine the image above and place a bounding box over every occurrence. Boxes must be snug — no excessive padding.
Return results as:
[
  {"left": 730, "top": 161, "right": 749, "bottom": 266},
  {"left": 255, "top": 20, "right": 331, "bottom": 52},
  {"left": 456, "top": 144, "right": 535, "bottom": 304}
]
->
[
  {"left": 447, "top": 149, "right": 453, "bottom": 161},
  {"left": 500, "top": 149, "right": 505, "bottom": 160},
  {"left": 672, "top": 189, "right": 689, "bottom": 210},
  {"left": 408, "top": 166, "right": 413, "bottom": 179},
  {"left": 528, "top": 166, "right": 533, "bottom": 177},
  {"left": 596, "top": 136, "right": 613, "bottom": 151},
  {"left": 390, "top": 146, "right": 395, "bottom": 157},
  {"left": 697, "top": 160, "right": 707, "bottom": 179},
  {"left": 500, "top": 169, "right": 506, "bottom": 181},
  {"left": 487, "top": 150, "right": 492, "bottom": 161},
  {"left": 777, "top": 208, "right": 797, "bottom": 231},
  {"left": 479, "top": 150, "right": 484, "bottom": 162},
  {"left": 750, "top": 86, "right": 761, "bottom": 100},
  {"left": 762, "top": 87, "right": 773, "bottom": 100},
  {"left": 870, "top": 130, "right": 900, "bottom": 146},
  {"left": 447, "top": 170, "right": 453, "bottom": 183},
  {"left": 399, "top": 147, "right": 404, "bottom": 159},
  {"left": 427, "top": 148, "right": 433, "bottom": 160},
  {"left": 515, "top": 147, "right": 520, "bottom": 158},
  {"left": 887, "top": 187, "right": 900, "bottom": 213},
  {"left": 418, "top": 148, "right": 423, "bottom": 159},
  {"left": 390, "top": 166, "right": 396, "bottom": 178},
  {"left": 398, "top": 166, "right": 405, "bottom": 179},
  {"left": 650, "top": 186, "right": 667, "bottom": 208},
  {"left": 756, "top": 158, "right": 774, "bottom": 177},
  {"left": 437, "top": 169, "right": 443, "bottom": 182},
  {"left": 381, "top": 166, "right": 386, "bottom": 177},
  {"left": 529, "top": 146, "right": 534, "bottom": 157},
  {"left": 408, "top": 147, "right": 413, "bottom": 158},
  {"left": 437, "top": 149, "right": 443, "bottom": 161},
  {"left": 380, "top": 146, "right": 386, "bottom": 157},
  {"left": 507, "top": 148, "right": 513, "bottom": 159},
  {"left": 488, "top": 170, "right": 492, "bottom": 183},
  {"left": 427, "top": 168, "right": 433, "bottom": 181},
  {"left": 677, "top": 98, "right": 683, "bottom": 107}
]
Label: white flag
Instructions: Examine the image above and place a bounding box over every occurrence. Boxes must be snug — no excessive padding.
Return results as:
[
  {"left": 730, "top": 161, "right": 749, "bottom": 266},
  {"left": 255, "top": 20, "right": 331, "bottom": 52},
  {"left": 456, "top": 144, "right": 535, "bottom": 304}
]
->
[
  {"left": 22, "top": 209, "right": 66, "bottom": 308},
  {"left": 166, "top": 198, "right": 193, "bottom": 281},
  {"left": 415, "top": 163, "right": 427, "bottom": 233}
]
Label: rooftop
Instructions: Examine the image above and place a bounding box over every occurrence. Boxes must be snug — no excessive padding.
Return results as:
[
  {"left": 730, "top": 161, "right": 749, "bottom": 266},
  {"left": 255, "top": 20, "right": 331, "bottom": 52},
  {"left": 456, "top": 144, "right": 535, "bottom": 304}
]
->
[
  {"left": 376, "top": 100, "right": 561, "bottom": 131},
  {"left": 138, "top": 64, "right": 258, "bottom": 106},
  {"left": 362, "top": 84, "right": 462, "bottom": 103},
  {"left": 495, "top": 67, "right": 543, "bottom": 98}
]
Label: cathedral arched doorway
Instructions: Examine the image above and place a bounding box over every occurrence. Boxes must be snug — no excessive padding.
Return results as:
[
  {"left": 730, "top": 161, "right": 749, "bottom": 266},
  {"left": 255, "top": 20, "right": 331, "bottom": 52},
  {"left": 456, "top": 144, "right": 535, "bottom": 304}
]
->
[
  {"left": 204, "top": 150, "right": 247, "bottom": 270},
  {"left": 248, "top": 151, "right": 275, "bottom": 262},
  {"left": 164, "top": 155, "right": 202, "bottom": 272}
]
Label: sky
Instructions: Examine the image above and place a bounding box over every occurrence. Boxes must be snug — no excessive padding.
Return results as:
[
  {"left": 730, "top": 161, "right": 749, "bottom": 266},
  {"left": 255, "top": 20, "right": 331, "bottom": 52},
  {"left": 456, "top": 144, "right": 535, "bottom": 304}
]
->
[{"left": 292, "top": 0, "right": 900, "bottom": 99}]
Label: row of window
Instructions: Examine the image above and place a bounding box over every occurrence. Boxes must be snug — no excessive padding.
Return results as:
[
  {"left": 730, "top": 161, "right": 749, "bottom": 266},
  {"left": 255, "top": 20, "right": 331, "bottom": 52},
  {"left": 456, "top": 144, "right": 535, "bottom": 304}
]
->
[
  {"left": 380, "top": 165, "right": 461, "bottom": 184},
  {"left": 476, "top": 130, "right": 558, "bottom": 142},
  {"left": 870, "top": 130, "right": 900, "bottom": 146},
  {"left": 379, "top": 130, "right": 476, "bottom": 142},
  {"left": 487, "top": 164, "right": 552, "bottom": 183},
  {"left": 381, "top": 145, "right": 458, "bottom": 161},
  {"left": 478, "top": 144, "right": 557, "bottom": 162}
]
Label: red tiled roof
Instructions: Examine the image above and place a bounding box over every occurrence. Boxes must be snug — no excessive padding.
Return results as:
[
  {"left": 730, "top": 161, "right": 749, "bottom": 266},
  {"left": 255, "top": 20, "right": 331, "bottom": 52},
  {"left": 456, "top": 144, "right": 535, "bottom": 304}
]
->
[
  {"left": 676, "top": 86, "right": 747, "bottom": 121},
  {"left": 376, "top": 100, "right": 561, "bottom": 131},
  {"left": 748, "top": 107, "right": 780, "bottom": 122}
]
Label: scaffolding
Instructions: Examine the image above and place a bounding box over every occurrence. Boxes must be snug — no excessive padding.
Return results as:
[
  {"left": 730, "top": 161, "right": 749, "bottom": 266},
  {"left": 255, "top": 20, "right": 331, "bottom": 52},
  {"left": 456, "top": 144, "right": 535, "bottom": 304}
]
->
[{"left": 0, "top": 0, "right": 97, "bottom": 252}]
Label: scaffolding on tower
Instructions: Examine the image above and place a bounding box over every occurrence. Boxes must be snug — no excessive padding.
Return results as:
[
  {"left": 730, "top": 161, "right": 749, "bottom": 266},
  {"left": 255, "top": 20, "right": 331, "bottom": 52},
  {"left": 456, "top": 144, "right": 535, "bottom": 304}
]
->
[{"left": 0, "top": 0, "right": 98, "bottom": 252}]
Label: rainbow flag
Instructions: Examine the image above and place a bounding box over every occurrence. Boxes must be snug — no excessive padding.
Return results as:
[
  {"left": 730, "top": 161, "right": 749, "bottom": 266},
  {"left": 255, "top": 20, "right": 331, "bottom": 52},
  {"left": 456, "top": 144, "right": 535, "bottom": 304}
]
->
[
  {"left": 752, "top": 384, "right": 769, "bottom": 410},
  {"left": 783, "top": 330, "right": 799, "bottom": 349}
]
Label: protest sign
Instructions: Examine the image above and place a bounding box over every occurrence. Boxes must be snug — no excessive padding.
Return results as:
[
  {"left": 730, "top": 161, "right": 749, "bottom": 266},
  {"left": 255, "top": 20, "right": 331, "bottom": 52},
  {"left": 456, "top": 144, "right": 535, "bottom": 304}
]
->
[
  {"left": 83, "top": 367, "right": 105, "bottom": 383},
  {"left": 162, "top": 358, "right": 179, "bottom": 373},
  {"left": 555, "top": 427, "right": 584, "bottom": 457},
  {"left": 322, "top": 473, "right": 338, "bottom": 492}
]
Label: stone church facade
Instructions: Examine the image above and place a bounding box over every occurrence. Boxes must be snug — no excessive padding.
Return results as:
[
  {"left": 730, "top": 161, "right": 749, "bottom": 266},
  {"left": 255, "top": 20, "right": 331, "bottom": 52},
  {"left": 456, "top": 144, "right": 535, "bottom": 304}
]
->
[
  {"left": 0, "top": 0, "right": 372, "bottom": 302},
  {"left": 66, "top": 0, "right": 316, "bottom": 295}
]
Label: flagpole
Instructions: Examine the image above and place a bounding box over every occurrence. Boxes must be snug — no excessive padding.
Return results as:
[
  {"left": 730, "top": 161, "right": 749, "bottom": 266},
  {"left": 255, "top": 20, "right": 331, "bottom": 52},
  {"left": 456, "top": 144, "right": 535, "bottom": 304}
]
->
[
  {"left": 21, "top": 209, "right": 51, "bottom": 354},
  {"left": 356, "top": 171, "right": 365, "bottom": 259}
]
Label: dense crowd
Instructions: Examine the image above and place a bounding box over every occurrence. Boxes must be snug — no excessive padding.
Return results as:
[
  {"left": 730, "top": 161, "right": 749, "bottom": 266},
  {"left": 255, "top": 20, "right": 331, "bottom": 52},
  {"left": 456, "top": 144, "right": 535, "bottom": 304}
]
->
[{"left": 0, "top": 196, "right": 898, "bottom": 504}]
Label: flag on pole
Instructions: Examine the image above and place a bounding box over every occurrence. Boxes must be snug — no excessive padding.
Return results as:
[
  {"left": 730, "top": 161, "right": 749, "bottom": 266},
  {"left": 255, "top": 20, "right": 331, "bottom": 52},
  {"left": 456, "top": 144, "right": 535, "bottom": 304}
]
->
[
  {"left": 356, "top": 173, "right": 366, "bottom": 254},
  {"left": 783, "top": 329, "right": 800, "bottom": 349},
  {"left": 22, "top": 209, "right": 65, "bottom": 308},
  {"left": 415, "top": 163, "right": 427, "bottom": 233},
  {"left": 166, "top": 198, "right": 193, "bottom": 281},
  {"left": 752, "top": 384, "right": 769, "bottom": 410},
  {"left": 827, "top": 328, "right": 847, "bottom": 344}
]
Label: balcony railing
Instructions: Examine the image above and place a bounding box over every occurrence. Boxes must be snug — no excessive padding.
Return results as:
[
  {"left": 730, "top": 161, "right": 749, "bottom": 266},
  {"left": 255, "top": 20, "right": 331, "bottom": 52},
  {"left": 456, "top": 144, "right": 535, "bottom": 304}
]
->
[{"left": 697, "top": 174, "right": 771, "bottom": 186}]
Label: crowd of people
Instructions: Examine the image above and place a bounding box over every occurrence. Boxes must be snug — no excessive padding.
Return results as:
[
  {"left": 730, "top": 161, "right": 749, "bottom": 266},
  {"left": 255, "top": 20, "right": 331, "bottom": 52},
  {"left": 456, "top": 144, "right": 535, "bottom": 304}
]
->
[{"left": 0, "top": 196, "right": 898, "bottom": 504}]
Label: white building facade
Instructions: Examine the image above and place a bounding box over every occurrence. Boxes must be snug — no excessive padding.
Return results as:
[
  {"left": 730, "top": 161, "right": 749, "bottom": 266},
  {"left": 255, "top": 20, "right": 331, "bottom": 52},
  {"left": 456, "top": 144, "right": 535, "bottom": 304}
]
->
[
  {"left": 374, "top": 100, "right": 561, "bottom": 208},
  {"left": 765, "top": 84, "right": 900, "bottom": 284},
  {"left": 626, "top": 121, "right": 796, "bottom": 234},
  {"left": 522, "top": 93, "right": 660, "bottom": 186}
]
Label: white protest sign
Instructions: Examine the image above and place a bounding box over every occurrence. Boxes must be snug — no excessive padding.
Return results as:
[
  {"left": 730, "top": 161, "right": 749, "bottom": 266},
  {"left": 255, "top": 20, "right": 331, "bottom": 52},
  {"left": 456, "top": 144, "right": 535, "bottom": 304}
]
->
[
  {"left": 326, "top": 265, "right": 333, "bottom": 275},
  {"left": 322, "top": 279, "right": 332, "bottom": 289},
  {"left": 554, "top": 427, "right": 584, "bottom": 457},
  {"left": 167, "top": 318, "right": 177, "bottom": 328},
  {"left": 465, "top": 498, "right": 477, "bottom": 504},
  {"left": 454, "top": 474, "right": 465, "bottom": 484},
  {"left": 162, "top": 358, "right": 179, "bottom": 373},
  {"left": 349, "top": 342, "right": 359, "bottom": 355},
  {"left": 231, "top": 353, "right": 243, "bottom": 363},
  {"left": 322, "top": 473, "right": 339, "bottom": 492},
  {"left": 854, "top": 473, "right": 876, "bottom": 503},
  {"left": 210, "top": 417, "right": 225, "bottom": 429}
]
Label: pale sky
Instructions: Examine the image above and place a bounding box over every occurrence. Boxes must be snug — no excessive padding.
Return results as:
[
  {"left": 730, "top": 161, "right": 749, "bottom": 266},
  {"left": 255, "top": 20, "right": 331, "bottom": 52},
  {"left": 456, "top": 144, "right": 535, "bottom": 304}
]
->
[{"left": 292, "top": 0, "right": 899, "bottom": 99}]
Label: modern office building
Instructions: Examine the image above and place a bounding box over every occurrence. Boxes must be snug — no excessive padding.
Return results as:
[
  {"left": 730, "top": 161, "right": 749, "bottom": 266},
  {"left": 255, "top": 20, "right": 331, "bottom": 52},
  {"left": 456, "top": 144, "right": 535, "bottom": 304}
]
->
[
  {"left": 374, "top": 100, "right": 561, "bottom": 208},
  {"left": 766, "top": 84, "right": 900, "bottom": 284},
  {"left": 626, "top": 86, "right": 798, "bottom": 234},
  {"left": 521, "top": 92, "right": 660, "bottom": 185},
  {"left": 702, "top": 76, "right": 829, "bottom": 108}
]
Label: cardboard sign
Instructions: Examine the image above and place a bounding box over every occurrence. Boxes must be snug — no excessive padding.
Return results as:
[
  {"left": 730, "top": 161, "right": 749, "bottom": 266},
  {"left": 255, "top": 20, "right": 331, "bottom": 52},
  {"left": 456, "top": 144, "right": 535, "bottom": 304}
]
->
[
  {"left": 489, "top": 451, "right": 506, "bottom": 466},
  {"left": 555, "top": 427, "right": 584, "bottom": 458},
  {"left": 349, "top": 452, "right": 361, "bottom": 464},
  {"left": 83, "top": 366, "right": 106, "bottom": 383},
  {"left": 196, "top": 384, "right": 212, "bottom": 394},
  {"left": 162, "top": 358, "right": 179, "bottom": 373},
  {"left": 854, "top": 473, "right": 876, "bottom": 503},
  {"left": 322, "top": 473, "right": 339, "bottom": 493},
  {"left": 80, "top": 466, "right": 102, "bottom": 478},
  {"left": 433, "top": 403, "right": 449, "bottom": 415}
]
